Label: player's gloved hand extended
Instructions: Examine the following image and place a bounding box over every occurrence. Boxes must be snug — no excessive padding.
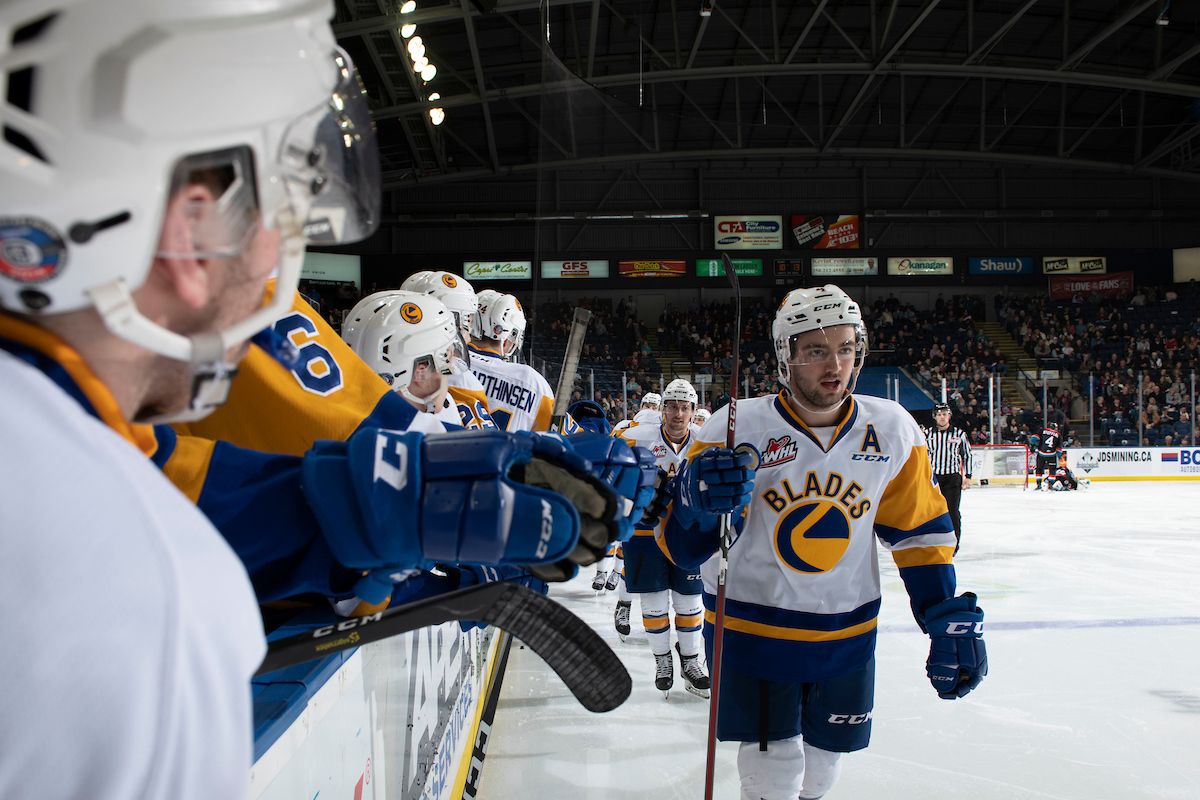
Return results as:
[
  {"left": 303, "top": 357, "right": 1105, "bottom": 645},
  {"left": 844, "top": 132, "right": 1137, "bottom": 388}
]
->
[
  {"left": 564, "top": 432, "right": 660, "bottom": 540},
  {"left": 924, "top": 592, "right": 988, "bottom": 700},
  {"left": 671, "top": 445, "right": 759, "bottom": 531},
  {"left": 302, "top": 428, "right": 620, "bottom": 584}
]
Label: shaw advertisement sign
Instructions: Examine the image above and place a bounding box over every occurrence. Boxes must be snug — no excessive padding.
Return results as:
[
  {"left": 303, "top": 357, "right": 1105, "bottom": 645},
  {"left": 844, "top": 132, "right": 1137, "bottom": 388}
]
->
[
  {"left": 618, "top": 259, "right": 686, "bottom": 278},
  {"left": 887, "top": 256, "right": 953, "bottom": 276},
  {"left": 714, "top": 215, "right": 784, "bottom": 250},
  {"left": 540, "top": 260, "right": 609, "bottom": 278},
  {"left": 463, "top": 261, "right": 532, "bottom": 280},
  {"left": 790, "top": 214, "right": 861, "bottom": 249},
  {"left": 1048, "top": 271, "right": 1133, "bottom": 301},
  {"left": 1042, "top": 256, "right": 1107, "bottom": 274},
  {"left": 969, "top": 256, "right": 1034, "bottom": 275}
]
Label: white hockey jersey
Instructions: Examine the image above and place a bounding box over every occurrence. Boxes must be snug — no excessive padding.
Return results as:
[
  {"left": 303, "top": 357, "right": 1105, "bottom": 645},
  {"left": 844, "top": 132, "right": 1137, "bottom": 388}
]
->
[
  {"left": 612, "top": 407, "right": 663, "bottom": 437},
  {"left": 468, "top": 344, "right": 577, "bottom": 433},
  {"left": 661, "top": 392, "right": 957, "bottom": 683},
  {"left": 619, "top": 423, "right": 692, "bottom": 540}
]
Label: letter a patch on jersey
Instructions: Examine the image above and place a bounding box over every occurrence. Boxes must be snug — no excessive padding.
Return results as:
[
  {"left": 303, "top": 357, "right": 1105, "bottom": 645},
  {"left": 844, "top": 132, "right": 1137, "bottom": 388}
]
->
[{"left": 860, "top": 424, "right": 882, "bottom": 454}]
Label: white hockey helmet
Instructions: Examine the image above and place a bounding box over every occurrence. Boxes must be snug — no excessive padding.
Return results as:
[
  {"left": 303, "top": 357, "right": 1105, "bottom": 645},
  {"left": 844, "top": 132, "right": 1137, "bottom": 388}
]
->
[
  {"left": 0, "top": 2, "right": 381, "bottom": 327},
  {"left": 662, "top": 379, "right": 697, "bottom": 407},
  {"left": 694, "top": 408, "right": 711, "bottom": 425},
  {"left": 478, "top": 292, "right": 526, "bottom": 357},
  {"left": 409, "top": 271, "right": 477, "bottom": 339},
  {"left": 641, "top": 392, "right": 662, "bottom": 409},
  {"left": 772, "top": 285, "right": 868, "bottom": 385},
  {"left": 473, "top": 288, "right": 502, "bottom": 339},
  {"left": 349, "top": 291, "right": 459, "bottom": 411},
  {"left": 341, "top": 290, "right": 406, "bottom": 352},
  {"left": 0, "top": 0, "right": 380, "bottom": 416},
  {"left": 399, "top": 271, "right": 434, "bottom": 292}
]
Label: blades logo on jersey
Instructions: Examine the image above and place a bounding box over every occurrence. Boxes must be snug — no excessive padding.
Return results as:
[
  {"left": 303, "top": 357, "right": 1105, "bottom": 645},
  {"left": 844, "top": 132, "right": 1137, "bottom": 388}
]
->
[
  {"left": 760, "top": 435, "right": 798, "bottom": 468},
  {"left": 774, "top": 500, "right": 853, "bottom": 574}
]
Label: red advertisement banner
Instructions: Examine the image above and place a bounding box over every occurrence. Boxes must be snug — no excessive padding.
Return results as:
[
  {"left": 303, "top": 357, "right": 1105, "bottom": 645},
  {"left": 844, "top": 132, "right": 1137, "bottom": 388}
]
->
[
  {"left": 790, "top": 214, "right": 861, "bottom": 249},
  {"left": 617, "top": 259, "right": 686, "bottom": 278},
  {"left": 1048, "top": 271, "right": 1133, "bottom": 301}
]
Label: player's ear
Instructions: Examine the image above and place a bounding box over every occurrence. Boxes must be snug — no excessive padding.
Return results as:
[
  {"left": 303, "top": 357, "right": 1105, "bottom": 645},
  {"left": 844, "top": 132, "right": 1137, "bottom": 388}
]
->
[{"left": 151, "top": 183, "right": 220, "bottom": 311}]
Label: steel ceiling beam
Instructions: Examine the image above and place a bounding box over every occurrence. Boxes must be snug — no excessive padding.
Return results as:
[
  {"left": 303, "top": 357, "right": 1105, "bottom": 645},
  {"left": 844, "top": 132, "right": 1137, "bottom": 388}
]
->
[
  {"left": 379, "top": 144, "right": 1200, "bottom": 189},
  {"left": 460, "top": 0, "right": 500, "bottom": 172},
  {"left": 371, "top": 60, "right": 1200, "bottom": 120},
  {"left": 1060, "top": 0, "right": 1157, "bottom": 71}
]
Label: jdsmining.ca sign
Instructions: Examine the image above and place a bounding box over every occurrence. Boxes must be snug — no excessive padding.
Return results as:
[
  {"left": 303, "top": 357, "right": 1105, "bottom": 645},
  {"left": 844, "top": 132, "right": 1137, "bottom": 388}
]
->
[{"left": 1066, "top": 448, "right": 1200, "bottom": 479}]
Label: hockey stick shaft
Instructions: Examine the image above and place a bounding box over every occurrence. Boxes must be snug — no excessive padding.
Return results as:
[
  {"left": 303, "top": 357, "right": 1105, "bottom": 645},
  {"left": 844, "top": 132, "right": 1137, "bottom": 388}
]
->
[
  {"left": 550, "top": 307, "right": 593, "bottom": 432},
  {"left": 256, "top": 581, "right": 631, "bottom": 714},
  {"left": 704, "top": 253, "right": 742, "bottom": 800}
]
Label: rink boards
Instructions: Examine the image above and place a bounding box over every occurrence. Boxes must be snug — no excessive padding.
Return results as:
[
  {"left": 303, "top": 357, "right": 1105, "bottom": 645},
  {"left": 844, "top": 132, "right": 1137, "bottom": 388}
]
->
[
  {"left": 250, "top": 621, "right": 506, "bottom": 800},
  {"left": 1065, "top": 446, "right": 1200, "bottom": 481}
]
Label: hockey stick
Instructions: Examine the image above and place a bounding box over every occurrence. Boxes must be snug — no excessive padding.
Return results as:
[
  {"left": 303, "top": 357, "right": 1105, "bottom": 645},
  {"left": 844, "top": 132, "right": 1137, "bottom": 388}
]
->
[
  {"left": 704, "top": 253, "right": 743, "bottom": 800},
  {"left": 550, "top": 307, "right": 593, "bottom": 433},
  {"left": 256, "top": 580, "right": 632, "bottom": 714}
]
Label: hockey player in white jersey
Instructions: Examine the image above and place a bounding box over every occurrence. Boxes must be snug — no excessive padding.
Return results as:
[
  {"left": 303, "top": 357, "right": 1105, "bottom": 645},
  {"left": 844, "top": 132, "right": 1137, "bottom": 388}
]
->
[
  {"left": 612, "top": 392, "right": 662, "bottom": 436},
  {"left": 662, "top": 286, "right": 987, "bottom": 800},
  {"left": 348, "top": 291, "right": 497, "bottom": 430},
  {"left": 470, "top": 292, "right": 573, "bottom": 432},
  {"left": 694, "top": 407, "right": 711, "bottom": 427},
  {"left": 620, "top": 379, "right": 710, "bottom": 698},
  {"left": 407, "top": 271, "right": 497, "bottom": 425}
]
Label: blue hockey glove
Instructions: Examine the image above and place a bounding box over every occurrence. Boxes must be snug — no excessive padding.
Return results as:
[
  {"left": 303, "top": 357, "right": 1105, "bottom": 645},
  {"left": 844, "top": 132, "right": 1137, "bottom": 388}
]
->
[
  {"left": 302, "top": 428, "right": 620, "bottom": 583},
  {"left": 567, "top": 400, "right": 613, "bottom": 436},
  {"left": 924, "top": 592, "right": 988, "bottom": 700},
  {"left": 563, "top": 433, "right": 659, "bottom": 540},
  {"left": 672, "top": 445, "right": 759, "bottom": 531}
]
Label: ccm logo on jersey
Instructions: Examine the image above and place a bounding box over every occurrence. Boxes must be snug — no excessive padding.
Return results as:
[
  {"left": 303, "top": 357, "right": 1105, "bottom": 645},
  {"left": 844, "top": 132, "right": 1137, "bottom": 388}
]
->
[
  {"left": 761, "top": 435, "right": 798, "bottom": 467},
  {"left": 945, "top": 621, "right": 984, "bottom": 635},
  {"left": 536, "top": 498, "right": 554, "bottom": 558},
  {"left": 827, "top": 712, "right": 872, "bottom": 724},
  {"left": 850, "top": 453, "right": 891, "bottom": 462}
]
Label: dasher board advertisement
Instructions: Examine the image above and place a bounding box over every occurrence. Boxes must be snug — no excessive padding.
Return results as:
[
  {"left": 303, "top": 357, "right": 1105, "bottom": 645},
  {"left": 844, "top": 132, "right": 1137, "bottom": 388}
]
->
[
  {"left": 790, "top": 214, "right": 861, "bottom": 249},
  {"left": 714, "top": 215, "right": 784, "bottom": 250},
  {"left": 696, "top": 258, "right": 763, "bottom": 277},
  {"left": 541, "top": 260, "right": 609, "bottom": 278},
  {"left": 463, "top": 261, "right": 533, "bottom": 280},
  {"left": 887, "top": 256, "right": 953, "bottom": 276},
  {"left": 1042, "top": 256, "right": 1107, "bottom": 275},
  {"left": 618, "top": 259, "right": 687, "bottom": 278},
  {"left": 811, "top": 257, "right": 878, "bottom": 276}
]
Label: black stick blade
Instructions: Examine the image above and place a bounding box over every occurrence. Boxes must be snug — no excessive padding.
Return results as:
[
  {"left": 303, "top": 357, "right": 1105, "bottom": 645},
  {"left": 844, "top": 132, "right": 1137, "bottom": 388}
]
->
[{"left": 256, "top": 582, "right": 631, "bottom": 713}]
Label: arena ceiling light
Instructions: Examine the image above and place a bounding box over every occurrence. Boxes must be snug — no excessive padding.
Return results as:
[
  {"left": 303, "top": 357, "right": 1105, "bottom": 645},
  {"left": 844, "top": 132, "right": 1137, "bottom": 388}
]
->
[{"left": 400, "top": 23, "right": 416, "bottom": 38}]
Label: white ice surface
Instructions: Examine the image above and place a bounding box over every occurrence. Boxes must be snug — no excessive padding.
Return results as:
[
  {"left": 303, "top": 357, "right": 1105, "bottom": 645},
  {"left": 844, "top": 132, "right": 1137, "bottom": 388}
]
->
[{"left": 477, "top": 483, "right": 1200, "bottom": 799}]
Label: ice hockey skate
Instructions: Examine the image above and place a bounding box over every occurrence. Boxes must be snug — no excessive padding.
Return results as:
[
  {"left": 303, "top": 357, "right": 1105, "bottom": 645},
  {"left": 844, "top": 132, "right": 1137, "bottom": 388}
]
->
[
  {"left": 604, "top": 569, "right": 620, "bottom": 591},
  {"left": 591, "top": 571, "right": 606, "bottom": 591},
  {"left": 614, "top": 601, "right": 631, "bottom": 640},
  {"left": 654, "top": 652, "right": 674, "bottom": 698},
  {"left": 676, "top": 643, "right": 710, "bottom": 699}
]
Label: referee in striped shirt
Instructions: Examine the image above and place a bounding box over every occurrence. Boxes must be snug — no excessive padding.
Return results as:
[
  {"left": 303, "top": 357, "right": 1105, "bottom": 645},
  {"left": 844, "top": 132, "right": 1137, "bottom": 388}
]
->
[{"left": 924, "top": 402, "right": 972, "bottom": 555}]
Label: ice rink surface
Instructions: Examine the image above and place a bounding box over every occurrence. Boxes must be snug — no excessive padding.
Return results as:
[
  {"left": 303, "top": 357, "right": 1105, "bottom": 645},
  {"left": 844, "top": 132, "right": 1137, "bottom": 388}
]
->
[{"left": 478, "top": 483, "right": 1200, "bottom": 799}]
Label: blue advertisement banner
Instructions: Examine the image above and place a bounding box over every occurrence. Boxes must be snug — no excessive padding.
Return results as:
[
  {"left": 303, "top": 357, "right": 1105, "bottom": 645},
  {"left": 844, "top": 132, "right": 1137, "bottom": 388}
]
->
[{"left": 969, "top": 256, "right": 1034, "bottom": 275}]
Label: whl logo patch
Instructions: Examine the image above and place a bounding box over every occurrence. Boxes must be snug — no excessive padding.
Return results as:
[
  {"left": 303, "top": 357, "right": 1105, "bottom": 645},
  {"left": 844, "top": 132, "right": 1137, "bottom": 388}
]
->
[{"left": 761, "top": 435, "right": 798, "bottom": 468}]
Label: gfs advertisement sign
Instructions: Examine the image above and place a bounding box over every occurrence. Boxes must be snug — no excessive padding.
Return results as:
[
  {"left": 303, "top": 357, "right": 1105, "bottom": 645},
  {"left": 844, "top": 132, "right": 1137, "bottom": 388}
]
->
[
  {"left": 887, "top": 257, "right": 953, "bottom": 276},
  {"left": 714, "top": 215, "right": 784, "bottom": 250},
  {"left": 540, "top": 260, "right": 609, "bottom": 278},
  {"left": 618, "top": 259, "right": 686, "bottom": 278}
]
